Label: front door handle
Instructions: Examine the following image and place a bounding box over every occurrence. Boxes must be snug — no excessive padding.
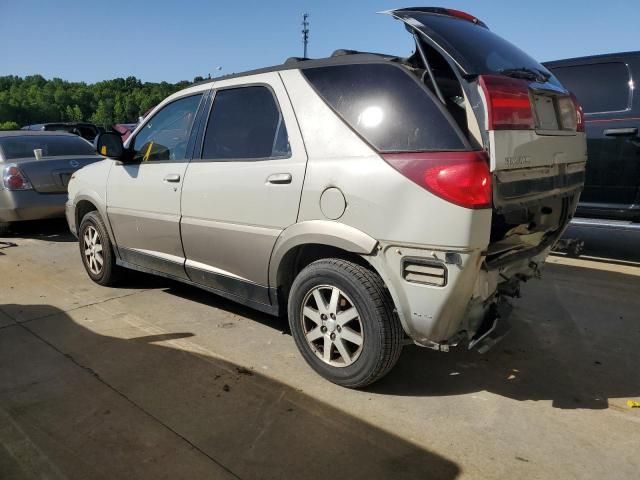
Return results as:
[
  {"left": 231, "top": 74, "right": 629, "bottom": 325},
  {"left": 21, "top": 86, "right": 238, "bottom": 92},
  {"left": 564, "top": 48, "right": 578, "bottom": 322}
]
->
[
  {"left": 267, "top": 173, "right": 292, "bottom": 185},
  {"left": 164, "top": 173, "right": 181, "bottom": 183},
  {"left": 604, "top": 127, "right": 638, "bottom": 137}
]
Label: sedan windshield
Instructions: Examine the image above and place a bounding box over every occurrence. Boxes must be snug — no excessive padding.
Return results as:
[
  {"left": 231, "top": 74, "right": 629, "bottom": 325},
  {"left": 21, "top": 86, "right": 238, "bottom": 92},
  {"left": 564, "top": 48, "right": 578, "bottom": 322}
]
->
[{"left": 0, "top": 135, "right": 95, "bottom": 160}]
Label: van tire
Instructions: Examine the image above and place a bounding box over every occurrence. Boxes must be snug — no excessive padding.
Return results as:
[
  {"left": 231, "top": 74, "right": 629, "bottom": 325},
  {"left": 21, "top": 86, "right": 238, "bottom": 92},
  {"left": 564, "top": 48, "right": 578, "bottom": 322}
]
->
[
  {"left": 78, "top": 211, "right": 122, "bottom": 286},
  {"left": 288, "top": 258, "right": 403, "bottom": 388}
]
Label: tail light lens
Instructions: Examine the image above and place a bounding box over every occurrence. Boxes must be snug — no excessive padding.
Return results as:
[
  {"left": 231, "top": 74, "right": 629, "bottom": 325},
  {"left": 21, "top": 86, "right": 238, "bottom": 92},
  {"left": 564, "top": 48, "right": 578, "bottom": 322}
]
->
[
  {"left": 2, "top": 164, "right": 32, "bottom": 191},
  {"left": 570, "top": 93, "right": 585, "bottom": 132},
  {"left": 444, "top": 9, "right": 482, "bottom": 25},
  {"left": 557, "top": 96, "right": 577, "bottom": 131},
  {"left": 382, "top": 151, "right": 492, "bottom": 209},
  {"left": 479, "top": 75, "right": 534, "bottom": 130}
]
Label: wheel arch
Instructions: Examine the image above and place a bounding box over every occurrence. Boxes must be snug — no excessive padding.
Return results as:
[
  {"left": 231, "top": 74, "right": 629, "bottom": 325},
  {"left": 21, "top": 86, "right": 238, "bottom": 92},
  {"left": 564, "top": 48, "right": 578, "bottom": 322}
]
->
[
  {"left": 269, "top": 221, "right": 378, "bottom": 305},
  {"left": 73, "top": 193, "right": 117, "bottom": 249}
]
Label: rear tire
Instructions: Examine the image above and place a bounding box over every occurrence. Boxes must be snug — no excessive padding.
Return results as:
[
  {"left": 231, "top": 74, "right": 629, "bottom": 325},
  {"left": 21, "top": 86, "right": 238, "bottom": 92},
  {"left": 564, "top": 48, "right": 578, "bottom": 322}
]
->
[
  {"left": 287, "top": 258, "right": 403, "bottom": 388},
  {"left": 78, "top": 211, "right": 122, "bottom": 286}
]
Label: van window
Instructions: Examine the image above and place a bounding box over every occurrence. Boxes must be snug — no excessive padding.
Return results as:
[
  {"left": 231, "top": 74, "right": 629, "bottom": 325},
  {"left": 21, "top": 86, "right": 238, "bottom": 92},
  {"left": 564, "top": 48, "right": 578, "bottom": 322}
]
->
[
  {"left": 550, "top": 62, "right": 631, "bottom": 113},
  {"left": 201, "top": 86, "right": 291, "bottom": 160},
  {"left": 133, "top": 94, "right": 202, "bottom": 162},
  {"left": 302, "top": 63, "right": 466, "bottom": 152}
]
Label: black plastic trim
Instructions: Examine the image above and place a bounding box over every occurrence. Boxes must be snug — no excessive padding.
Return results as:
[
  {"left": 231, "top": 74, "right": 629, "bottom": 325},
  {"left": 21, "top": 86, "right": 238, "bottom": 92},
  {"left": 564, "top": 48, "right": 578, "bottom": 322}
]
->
[{"left": 184, "top": 264, "right": 271, "bottom": 305}]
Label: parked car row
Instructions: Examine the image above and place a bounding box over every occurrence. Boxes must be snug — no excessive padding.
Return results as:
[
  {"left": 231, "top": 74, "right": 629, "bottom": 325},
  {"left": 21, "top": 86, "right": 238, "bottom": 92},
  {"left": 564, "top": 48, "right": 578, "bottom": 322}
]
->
[
  {"left": 21, "top": 122, "right": 104, "bottom": 142},
  {"left": 4, "top": 6, "right": 633, "bottom": 387}
]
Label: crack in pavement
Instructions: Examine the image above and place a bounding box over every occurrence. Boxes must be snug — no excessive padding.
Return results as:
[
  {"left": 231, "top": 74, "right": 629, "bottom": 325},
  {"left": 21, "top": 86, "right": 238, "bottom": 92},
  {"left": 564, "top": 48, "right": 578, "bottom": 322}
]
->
[{"left": 1, "top": 289, "right": 152, "bottom": 325}]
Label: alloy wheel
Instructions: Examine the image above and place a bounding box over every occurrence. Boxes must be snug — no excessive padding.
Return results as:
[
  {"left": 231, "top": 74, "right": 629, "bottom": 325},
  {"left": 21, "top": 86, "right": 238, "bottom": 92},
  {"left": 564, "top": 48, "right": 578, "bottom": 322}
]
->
[
  {"left": 83, "top": 225, "right": 104, "bottom": 275},
  {"left": 300, "top": 285, "right": 364, "bottom": 367}
]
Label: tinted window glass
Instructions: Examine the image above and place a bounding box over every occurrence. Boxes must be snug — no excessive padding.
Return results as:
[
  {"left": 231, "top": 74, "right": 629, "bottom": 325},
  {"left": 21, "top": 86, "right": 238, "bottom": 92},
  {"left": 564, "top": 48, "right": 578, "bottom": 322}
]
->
[
  {"left": 202, "top": 86, "right": 291, "bottom": 160},
  {"left": 549, "top": 63, "right": 630, "bottom": 113},
  {"left": 133, "top": 94, "right": 202, "bottom": 162},
  {"left": 0, "top": 135, "right": 95, "bottom": 160},
  {"left": 402, "top": 13, "right": 557, "bottom": 82},
  {"left": 303, "top": 63, "right": 465, "bottom": 152}
]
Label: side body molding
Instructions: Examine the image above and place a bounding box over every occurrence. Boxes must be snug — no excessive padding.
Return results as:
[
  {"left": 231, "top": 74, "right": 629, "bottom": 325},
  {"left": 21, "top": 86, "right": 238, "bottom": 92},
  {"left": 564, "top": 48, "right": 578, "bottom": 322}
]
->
[{"left": 268, "top": 220, "right": 378, "bottom": 288}]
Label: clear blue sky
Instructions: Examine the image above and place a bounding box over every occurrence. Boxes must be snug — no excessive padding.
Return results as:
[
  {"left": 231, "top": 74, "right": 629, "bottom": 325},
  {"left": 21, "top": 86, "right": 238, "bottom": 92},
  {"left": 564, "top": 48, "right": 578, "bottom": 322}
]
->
[{"left": 0, "top": 0, "right": 636, "bottom": 83}]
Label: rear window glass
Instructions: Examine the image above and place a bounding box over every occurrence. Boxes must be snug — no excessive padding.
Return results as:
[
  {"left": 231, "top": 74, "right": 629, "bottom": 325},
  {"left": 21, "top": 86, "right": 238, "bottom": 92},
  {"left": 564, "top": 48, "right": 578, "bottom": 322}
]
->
[
  {"left": 0, "top": 135, "right": 95, "bottom": 160},
  {"left": 402, "top": 13, "right": 556, "bottom": 81},
  {"left": 548, "top": 62, "right": 631, "bottom": 113},
  {"left": 302, "top": 63, "right": 465, "bottom": 152}
]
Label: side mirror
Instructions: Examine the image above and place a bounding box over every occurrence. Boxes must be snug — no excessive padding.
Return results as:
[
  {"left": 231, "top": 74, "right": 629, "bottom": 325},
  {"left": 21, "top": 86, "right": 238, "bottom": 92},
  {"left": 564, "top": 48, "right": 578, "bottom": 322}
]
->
[{"left": 95, "top": 132, "right": 125, "bottom": 159}]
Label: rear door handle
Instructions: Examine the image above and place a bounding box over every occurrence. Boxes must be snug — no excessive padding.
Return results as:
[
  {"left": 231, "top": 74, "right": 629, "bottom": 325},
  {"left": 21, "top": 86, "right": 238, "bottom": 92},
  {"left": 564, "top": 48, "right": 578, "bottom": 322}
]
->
[
  {"left": 164, "top": 173, "right": 181, "bottom": 183},
  {"left": 267, "top": 173, "right": 292, "bottom": 184},
  {"left": 604, "top": 127, "right": 638, "bottom": 137}
]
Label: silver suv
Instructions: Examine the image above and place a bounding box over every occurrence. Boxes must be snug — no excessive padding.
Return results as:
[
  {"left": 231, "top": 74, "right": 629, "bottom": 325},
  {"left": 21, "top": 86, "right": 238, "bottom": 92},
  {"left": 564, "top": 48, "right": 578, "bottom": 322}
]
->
[{"left": 66, "top": 8, "right": 587, "bottom": 387}]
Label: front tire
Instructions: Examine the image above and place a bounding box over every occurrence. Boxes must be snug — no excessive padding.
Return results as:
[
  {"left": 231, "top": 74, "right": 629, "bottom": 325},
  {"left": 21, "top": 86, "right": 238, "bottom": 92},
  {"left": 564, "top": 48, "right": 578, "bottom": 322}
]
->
[
  {"left": 287, "top": 258, "right": 403, "bottom": 388},
  {"left": 78, "top": 211, "right": 121, "bottom": 286}
]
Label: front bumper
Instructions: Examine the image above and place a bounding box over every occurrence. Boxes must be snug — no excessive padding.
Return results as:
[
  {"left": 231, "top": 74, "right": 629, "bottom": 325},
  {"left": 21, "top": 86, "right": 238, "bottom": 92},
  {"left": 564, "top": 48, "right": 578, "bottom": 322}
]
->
[{"left": 0, "top": 189, "right": 67, "bottom": 224}]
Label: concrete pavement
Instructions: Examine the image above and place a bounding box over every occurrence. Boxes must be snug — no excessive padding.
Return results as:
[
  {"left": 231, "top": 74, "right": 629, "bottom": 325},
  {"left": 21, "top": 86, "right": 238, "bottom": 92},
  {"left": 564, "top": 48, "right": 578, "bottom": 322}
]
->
[{"left": 1, "top": 220, "right": 639, "bottom": 479}]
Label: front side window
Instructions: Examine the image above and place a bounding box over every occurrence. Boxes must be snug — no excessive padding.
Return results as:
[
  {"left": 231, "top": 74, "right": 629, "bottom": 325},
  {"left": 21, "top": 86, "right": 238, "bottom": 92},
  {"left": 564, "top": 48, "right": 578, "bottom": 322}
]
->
[
  {"left": 550, "top": 62, "right": 631, "bottom": 114},
  {"left": 201, "top": 86, "right": 291, "bottom": 160},
  {"left": 133, "top": 94, "right": 202, "bottom": 162}
]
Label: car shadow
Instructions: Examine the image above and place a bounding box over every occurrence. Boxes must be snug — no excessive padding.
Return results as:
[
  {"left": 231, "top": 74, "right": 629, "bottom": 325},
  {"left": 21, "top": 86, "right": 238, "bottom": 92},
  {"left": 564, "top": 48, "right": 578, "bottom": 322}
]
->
[
  {"left": 110, "top": 261, "right": 640, "bottom": 411},
  {"left": 370, "top": 263, "right": 640, "bottom": 409},
  {"left": 1, "top": 218, "right": 76, "bottom": 242},
  {"left": 0, "top": 304, "right": 460, "bottom": 480}
]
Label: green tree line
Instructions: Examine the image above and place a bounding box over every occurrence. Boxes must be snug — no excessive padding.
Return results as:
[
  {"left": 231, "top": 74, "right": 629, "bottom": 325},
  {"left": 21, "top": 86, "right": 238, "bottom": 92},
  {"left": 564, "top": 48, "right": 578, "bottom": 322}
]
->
[{"left": 0, "top": 75, "right": 204, "bottom": 130}]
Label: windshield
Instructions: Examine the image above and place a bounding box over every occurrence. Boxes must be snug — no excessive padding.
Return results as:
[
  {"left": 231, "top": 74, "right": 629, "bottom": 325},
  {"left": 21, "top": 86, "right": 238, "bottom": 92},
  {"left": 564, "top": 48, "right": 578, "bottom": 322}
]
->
[
  {"left": 0, "top": 135, "right": 95, "bottom": 160},
  {"left": 401, "top": 13, "right": 560, "bottom": 84}
]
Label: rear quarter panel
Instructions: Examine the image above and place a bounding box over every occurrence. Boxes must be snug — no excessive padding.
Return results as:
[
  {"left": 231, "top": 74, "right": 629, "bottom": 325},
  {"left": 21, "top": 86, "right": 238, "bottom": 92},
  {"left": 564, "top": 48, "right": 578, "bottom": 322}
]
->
[{"left": 279, "top": 69, "right": 491, "bottom": 251}]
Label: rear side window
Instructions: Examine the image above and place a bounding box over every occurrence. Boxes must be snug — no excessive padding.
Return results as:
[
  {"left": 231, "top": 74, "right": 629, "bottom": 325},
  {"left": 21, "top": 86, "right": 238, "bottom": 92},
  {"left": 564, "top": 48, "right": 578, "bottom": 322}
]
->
[
  {"left": 202, "top": 86, "right": 291, "bottom": 160},
  {"left": 302, "top": 63, "right": 465, "bottom": 152},
  {"left": 550, "top": 62, "right": 631, "bottom": 113}
]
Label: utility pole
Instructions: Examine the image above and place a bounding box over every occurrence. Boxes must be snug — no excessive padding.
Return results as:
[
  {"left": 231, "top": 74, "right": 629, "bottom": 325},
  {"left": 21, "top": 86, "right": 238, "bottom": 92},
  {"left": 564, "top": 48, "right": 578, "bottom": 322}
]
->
[{"left": 302, "top": 13, "right": 310, "bottom": 58}]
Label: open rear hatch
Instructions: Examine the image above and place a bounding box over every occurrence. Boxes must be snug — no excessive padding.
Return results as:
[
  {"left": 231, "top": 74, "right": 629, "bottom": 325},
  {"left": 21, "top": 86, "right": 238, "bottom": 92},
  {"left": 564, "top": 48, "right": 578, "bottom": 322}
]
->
[{"left": 384, "top": 8, "right": 588, "bottom": 267}]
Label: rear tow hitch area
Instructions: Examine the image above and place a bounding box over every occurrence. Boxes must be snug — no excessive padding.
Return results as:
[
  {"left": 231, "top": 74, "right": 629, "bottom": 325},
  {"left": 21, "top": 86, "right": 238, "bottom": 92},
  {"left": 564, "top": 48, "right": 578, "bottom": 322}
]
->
[{"left": 468, "top": 298, "right": 513, "bottom": 354}]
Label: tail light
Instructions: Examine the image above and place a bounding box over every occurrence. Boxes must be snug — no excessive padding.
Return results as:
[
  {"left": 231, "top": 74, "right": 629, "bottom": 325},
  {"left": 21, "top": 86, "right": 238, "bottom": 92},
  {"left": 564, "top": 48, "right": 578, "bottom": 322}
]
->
[
  {"left": 382, "top": 151, "right": 492, "bottom": 209},
  {"left": 444, "top": 9, "right": 483, "bottom": 25},
  {"left": 2, "top": 164, "right": 32, "bottom": 191},
  {"left": 570, "top": 93, "right": 585, "bottom": 132},
  {"left": 479, "top": 75, "right": 534, "bottom": 130}
]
